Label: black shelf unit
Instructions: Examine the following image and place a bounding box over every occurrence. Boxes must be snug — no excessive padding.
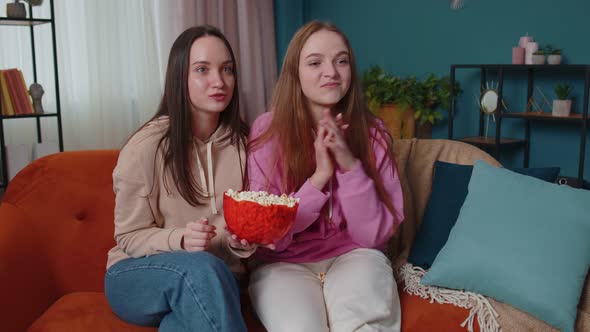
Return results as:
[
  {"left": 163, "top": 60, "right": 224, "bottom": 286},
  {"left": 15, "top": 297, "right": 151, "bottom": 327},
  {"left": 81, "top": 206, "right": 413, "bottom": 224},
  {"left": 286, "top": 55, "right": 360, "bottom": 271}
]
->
[
  {"left": 0, "top": 0, "right": 63, "bottom": 189},
  {"left": 448, "top": 64, "right": 590, "bottom": 188}
]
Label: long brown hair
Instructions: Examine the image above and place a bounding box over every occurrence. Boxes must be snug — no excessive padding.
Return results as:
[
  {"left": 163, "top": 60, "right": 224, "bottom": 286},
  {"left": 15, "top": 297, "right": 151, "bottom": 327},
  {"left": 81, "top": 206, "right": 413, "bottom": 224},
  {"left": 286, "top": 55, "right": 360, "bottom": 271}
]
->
[
  {"left": 131, "top": 25, "right": 248, "bottom": 206},
  {"left": 249, "top": 21, "right": 398, "bottom": 219}
]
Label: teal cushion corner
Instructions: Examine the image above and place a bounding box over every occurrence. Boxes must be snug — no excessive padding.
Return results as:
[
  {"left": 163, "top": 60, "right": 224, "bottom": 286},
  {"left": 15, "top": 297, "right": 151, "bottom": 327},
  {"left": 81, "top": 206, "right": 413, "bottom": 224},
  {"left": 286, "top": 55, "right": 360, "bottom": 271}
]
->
[
  {"left": 420, "top": 160, "right": 590, "bottom": 332},
  {"left": 407, "top": 161, "right": 560, "bottom": 269}
]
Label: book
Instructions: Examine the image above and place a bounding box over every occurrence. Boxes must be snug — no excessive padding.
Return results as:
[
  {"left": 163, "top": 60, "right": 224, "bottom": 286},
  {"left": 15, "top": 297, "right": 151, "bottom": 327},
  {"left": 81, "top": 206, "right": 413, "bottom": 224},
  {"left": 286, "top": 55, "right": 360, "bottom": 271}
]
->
[
  {"left": 0, "top": 71, "right": 16, "bottom": 116},
  {"left": 4, "top": 69, "right": 33, "bottom": 115},
  {"left": 3, "top": 69, "right": 25, "bottom": 114},
  {"left": 16, "top": 69, "right": 34, "bottom": 114}
]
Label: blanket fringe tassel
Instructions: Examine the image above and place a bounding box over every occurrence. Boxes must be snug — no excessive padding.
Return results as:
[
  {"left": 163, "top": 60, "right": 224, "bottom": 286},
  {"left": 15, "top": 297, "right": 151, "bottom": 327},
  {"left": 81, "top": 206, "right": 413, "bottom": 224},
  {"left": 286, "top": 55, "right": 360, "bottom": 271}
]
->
[{"left": 397, "top": 263, "right": 501, "bottom": 332}]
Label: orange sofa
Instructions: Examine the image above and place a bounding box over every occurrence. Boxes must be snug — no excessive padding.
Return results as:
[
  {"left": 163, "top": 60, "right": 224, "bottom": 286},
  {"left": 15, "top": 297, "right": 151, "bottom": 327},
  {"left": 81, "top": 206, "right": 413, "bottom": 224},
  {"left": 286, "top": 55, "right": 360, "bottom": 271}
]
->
[{"left": 1, "top": 140, "right": 492, "bottom": 332}]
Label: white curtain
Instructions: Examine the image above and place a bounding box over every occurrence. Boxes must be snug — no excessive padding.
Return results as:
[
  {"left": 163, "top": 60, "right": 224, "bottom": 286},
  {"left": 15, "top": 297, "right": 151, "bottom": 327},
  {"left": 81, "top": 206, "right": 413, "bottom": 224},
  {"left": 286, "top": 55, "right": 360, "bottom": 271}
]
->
[{"left": 0, "top": 0, "right": 276, "bottom": 151}]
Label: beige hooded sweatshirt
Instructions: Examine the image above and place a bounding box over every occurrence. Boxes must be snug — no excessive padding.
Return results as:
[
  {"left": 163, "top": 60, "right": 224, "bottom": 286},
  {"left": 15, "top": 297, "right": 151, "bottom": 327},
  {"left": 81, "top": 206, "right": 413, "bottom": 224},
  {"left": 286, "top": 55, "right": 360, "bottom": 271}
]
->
[{"left": 106, "top": 116, "right": 254, "bottom": 273}]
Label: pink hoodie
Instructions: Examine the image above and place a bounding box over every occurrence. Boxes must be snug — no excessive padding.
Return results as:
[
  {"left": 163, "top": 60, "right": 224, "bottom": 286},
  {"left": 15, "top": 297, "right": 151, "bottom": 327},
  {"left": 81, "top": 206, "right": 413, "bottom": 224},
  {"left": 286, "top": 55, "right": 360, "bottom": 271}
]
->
[{"left": 248, "top": 112, "right": 404, "bottom": 263}]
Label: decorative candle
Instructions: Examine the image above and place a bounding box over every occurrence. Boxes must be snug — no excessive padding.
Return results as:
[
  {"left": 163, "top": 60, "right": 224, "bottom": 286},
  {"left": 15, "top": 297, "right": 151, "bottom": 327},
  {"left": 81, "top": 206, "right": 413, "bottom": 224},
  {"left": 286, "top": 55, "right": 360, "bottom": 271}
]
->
[
  {"left": 525, "top": 42, "right": 539, "bottom": 65},
  {"left": 512, "top": 47, "right": 525, "bottom": 64},
  {"left": 519, "top": 34, "right": 533, "bottom": 48}
]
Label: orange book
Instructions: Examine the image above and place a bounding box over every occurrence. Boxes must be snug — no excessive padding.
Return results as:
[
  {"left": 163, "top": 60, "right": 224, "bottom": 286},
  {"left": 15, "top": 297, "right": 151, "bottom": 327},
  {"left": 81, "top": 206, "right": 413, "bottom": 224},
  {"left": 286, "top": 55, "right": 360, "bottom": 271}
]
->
[
  {"left": 0, "top": 87, "right": 9, "bottom": 116},
  {"left": 0, "top": 71, "right": 16, "bottom": 116},
  {"left": 4, "top": 69, "right": 25, "bottom": 114},
  {"left": 5, "top": 69, "right": 31, "bottom": 115}
]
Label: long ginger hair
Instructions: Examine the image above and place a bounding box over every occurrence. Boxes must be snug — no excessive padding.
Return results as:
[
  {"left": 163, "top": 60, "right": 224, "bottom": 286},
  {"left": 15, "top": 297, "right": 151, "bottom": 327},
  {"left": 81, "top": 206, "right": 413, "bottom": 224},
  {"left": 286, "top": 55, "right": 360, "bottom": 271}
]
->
[{"left": 249, "top": 21, "right": 398, "bottom": 219}]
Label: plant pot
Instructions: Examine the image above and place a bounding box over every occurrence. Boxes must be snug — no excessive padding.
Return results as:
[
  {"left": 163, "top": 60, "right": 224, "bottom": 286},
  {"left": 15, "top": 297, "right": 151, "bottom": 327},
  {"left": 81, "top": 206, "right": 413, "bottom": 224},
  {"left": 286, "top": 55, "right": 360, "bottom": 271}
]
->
[
  {"left": 552, "top": 99, "right": 572, "bottom": 117},
  {"left": 6, "top": 2, "right": 26, "bottom": 18},
  {"left": 532, "top": 54, "right": 546, "bottom": 65},
  {"left": 416, "top": 122, "right": 433, "bottom": 139},
  {"left": 378, "top": 104, "right": 415, "bottom": 139},
  {"left": 547, "top": 55, "right": 562, "bottom": 65}
]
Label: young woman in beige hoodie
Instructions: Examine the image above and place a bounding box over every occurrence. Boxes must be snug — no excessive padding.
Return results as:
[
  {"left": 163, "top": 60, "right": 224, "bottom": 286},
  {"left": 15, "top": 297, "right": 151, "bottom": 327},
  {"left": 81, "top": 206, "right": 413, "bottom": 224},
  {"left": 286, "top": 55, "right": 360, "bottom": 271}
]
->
[{"left": 104, "top": 25, "right": 260, "bottom": 332}]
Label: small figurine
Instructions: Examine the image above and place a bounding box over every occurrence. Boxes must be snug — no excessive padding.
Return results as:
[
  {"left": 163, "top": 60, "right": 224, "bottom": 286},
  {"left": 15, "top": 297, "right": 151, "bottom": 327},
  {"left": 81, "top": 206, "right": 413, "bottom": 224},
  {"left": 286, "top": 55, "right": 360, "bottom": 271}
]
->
[{"left": 29, "top": 83, "right": 44, "bottom": 114}]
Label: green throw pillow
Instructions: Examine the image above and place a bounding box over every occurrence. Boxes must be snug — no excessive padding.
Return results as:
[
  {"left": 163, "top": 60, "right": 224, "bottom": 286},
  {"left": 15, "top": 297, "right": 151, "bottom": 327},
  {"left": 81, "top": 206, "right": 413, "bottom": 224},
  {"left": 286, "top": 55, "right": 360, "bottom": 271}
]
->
[{"left": 421, "top": 160, "right": 590, "bottom": 332}]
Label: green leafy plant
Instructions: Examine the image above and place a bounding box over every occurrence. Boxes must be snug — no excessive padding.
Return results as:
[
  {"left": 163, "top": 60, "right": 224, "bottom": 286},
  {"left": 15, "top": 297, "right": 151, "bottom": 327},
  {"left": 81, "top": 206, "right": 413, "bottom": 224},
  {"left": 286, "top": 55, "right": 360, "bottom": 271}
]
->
[
  {"left": 533, "top": 49, "right": 546, "bottom": 55},
  {"left": 544, "top": 44, "right": 562, "bottom": 55},
  {"left": 555, "top": 82, "right": 573, "bottom": 100},
  {"left": 362, "top": 66, "right": 403, "bottom": 112},
  {"left": 362, "top": 66, "right": 461, "bottom": 125}
]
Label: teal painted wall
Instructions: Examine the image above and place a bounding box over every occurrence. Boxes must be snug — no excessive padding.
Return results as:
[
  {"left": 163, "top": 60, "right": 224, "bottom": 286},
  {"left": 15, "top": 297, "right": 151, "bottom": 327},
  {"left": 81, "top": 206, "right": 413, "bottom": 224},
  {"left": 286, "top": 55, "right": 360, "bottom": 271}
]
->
[
  {"left": 274, "top": 0, "right": 305, "bottom": 69},
  {"left": 274, "top": 0, "right": 590, "bottom": 181}
]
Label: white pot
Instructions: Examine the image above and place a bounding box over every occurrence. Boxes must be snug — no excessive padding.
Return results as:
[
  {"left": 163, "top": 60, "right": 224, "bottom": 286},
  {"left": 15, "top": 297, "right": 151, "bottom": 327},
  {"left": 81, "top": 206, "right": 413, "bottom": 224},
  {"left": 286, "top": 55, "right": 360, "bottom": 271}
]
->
[
  {"left": 532, "top": 54, "right": 546, "bottom": 65},
  {"left": 547, "top": 54, "right": 562, "bottom": 65},
  {"left": 552, "top": 99, "right": 572, "bottom": 117}
]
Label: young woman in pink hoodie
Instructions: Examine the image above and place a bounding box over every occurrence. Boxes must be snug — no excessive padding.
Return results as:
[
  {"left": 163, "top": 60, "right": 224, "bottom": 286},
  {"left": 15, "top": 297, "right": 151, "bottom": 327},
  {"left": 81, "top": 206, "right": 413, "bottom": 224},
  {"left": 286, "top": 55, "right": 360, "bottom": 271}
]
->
[
  {"left": 104, "top": 25, "right": 261, "bottom": 332},
  {"left": 247, "top": 21, "right": 405, "bottom": 331}
]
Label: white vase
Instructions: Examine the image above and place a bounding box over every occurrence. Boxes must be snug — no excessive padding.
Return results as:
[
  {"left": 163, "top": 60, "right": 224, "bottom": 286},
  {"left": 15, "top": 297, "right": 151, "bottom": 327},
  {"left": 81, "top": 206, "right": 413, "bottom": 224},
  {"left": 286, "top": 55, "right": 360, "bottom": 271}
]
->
[
  {"left": 525, "top": 42, "right": 538, "bottom": 64},
  {"left": 547, "top": 55, "right": 562, "bottom": 65},
  {"left": 532, "top": 55, "right": 546, "bottom": 65},
  {"left": 552, "top": 99, "right": 572, "bottom": 117}
]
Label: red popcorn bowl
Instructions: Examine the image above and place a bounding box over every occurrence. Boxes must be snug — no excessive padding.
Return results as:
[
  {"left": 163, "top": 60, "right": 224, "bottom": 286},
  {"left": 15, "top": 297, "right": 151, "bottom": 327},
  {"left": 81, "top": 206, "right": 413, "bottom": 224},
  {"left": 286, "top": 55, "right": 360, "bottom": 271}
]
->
[{"left": 223, "top": 190, "right": 299, "bottom": 245}]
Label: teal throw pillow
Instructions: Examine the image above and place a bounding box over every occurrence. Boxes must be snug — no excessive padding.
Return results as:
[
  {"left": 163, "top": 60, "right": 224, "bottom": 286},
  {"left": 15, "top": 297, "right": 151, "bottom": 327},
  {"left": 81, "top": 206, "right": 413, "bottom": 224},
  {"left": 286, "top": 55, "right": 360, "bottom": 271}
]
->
[
  {"left": 407, "top": 161, "right": 559, "bottom": 269},
  {"left": 421, "top": 160, "right": 590, "bottom": 332}
]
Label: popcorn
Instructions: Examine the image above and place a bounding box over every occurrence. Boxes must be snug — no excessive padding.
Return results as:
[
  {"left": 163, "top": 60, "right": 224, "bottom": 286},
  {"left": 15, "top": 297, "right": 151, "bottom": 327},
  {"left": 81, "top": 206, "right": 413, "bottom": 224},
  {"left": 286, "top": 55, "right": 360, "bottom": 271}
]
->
[
  {"left": 225, "top": 189, "right": 299, "bottom": 208},
  {"left": 223, "top": 190, "right": 299, "bottom": 244}
]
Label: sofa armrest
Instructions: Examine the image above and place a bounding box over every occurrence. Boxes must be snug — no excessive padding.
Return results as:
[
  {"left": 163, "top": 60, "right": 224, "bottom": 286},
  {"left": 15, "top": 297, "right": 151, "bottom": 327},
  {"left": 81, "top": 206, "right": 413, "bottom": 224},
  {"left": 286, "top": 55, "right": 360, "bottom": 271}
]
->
[{"left": 0, "top": 203, "right": 59, "bottom": 332}]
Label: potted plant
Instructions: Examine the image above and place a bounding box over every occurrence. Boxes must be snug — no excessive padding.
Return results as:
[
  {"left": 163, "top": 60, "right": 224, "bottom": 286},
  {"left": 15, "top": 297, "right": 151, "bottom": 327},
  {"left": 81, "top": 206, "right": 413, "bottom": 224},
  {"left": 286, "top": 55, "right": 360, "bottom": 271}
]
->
[
  {"left": 552, "top": 82, "right": 573, "bottom": 116},
  {"left": 412, "top": 74, "right": 458, "bottom": 138},
  {"left": 6, "top": 0, "right": 43, "bottom": 18},
  {"left": 363, "top": 66, "right": 460, "bottom": 138},
  {"left": 532, "top": 49, "right": 546, "bottom": 65},
  {"left": 362, "top": 66, "right": 414, "bottom": 138},
  {"left": 545, "top": 45, "right": 563, "bottom": 65}
]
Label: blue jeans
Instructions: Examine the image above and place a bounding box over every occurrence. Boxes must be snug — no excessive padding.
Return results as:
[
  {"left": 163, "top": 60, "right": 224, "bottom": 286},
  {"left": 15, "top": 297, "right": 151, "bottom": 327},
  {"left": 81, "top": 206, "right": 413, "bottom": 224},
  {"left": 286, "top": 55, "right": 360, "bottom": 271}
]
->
[{"left": 105, "top": 251, "right": 247, "bottom": 332}]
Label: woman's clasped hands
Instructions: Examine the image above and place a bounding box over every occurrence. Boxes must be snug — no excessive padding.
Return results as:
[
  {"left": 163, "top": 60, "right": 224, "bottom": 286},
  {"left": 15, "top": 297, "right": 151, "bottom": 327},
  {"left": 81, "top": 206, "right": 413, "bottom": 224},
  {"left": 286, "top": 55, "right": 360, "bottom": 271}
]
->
[{"left": 311, "top": 109, "right": 357, "bottom": 190}]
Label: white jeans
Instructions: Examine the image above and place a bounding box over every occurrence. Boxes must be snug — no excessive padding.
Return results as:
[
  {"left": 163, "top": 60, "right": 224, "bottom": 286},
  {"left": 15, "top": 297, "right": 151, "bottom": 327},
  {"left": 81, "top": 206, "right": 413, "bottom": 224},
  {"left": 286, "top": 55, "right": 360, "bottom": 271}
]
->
[{"left": 248, "top": 248, "right": 401, "bottom": 332}]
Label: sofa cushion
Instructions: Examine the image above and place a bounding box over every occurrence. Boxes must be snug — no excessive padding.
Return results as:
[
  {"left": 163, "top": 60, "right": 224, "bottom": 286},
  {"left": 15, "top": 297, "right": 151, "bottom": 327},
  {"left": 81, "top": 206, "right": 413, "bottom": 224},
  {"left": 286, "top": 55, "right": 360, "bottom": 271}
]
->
[
  {"left": 28, "top": 291, "right": 266, "bottom": 332},
  {"left": 421, "top": 160, "right": 590, "bottom": 332},
  {"left": 28, "top": 292, "right": 156, "bottom": 332},
  {"left": 408, "top": 161, "right": 560, "bottom": 269},
  {"left": 389, "top": 139, "right": 500, "bottom": 262}
]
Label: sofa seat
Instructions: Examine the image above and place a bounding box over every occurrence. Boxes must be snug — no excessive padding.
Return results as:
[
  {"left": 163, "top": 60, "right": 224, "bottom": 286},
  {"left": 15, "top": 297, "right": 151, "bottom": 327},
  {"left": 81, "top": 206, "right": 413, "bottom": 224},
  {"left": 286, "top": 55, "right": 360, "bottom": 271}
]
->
[
  {"left": 28, "top": 291, "right": 267, "bottom": 332},
  {"left": 28, "top": 292, "right": 155, "bottom": 332},
  {"left": 27, "top": 286, "right": 477, "bottom": 332}
]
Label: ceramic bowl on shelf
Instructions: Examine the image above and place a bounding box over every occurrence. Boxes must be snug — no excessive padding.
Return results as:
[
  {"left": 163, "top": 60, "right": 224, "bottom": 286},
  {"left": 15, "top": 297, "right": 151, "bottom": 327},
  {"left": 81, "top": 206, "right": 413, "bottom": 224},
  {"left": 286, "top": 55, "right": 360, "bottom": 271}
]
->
[{"left": 532, "top": 54, "right": 546, "bottom": 65}]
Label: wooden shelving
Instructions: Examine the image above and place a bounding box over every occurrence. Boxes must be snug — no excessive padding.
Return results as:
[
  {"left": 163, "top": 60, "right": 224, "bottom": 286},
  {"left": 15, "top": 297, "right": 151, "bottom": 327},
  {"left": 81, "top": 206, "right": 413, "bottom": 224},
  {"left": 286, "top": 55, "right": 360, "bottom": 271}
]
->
[
  {"left": 502, "top": 111, "right": 590, "bottom": 123},
  {"left": 459, "top": 136, "right": 525, "bottom": 148}
]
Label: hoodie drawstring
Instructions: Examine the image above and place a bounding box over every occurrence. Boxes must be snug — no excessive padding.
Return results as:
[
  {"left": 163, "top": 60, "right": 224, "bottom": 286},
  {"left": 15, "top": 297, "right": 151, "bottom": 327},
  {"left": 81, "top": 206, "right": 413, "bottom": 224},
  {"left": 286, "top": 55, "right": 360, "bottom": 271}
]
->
[
  {"left": 206, "top": 141, "right": 217, "bottom": 214},
  {"left": 328, "top": 178, "right": 333, "bottom": 220},
  {"left": 194, "top": 140, "right": 218, "bottom": 215}
]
